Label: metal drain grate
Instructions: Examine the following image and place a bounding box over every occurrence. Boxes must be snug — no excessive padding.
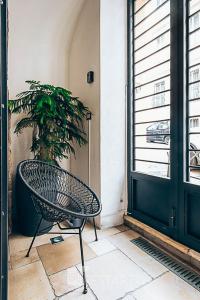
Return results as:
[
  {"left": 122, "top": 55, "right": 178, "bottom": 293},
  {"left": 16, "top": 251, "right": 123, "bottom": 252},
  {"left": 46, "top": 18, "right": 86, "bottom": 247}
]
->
[{"left": 131, "top": 237, "right": 200, "bottom": 292}]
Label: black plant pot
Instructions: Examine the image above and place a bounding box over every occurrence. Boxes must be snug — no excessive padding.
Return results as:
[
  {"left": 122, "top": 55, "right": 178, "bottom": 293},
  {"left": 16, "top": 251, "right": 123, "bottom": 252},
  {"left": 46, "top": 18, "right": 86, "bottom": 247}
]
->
[{"left": 15, "top": 165, "right": 53, "bottom": 237}]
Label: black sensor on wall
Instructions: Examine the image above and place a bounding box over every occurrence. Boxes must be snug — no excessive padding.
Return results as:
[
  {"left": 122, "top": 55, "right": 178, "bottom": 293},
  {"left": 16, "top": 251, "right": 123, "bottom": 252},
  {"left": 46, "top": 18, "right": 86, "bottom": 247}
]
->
[{"left": 87, "top": 71, "right": 94, "bottom": 83}]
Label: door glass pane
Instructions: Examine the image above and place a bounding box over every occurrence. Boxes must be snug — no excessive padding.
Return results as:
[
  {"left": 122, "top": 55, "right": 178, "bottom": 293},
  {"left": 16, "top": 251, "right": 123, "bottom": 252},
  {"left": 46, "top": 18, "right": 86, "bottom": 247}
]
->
[
  {"left": 135, "top": 16, "right": 170, "bottom": 50},
  {"left": 133, "top": 0, "right": 171, "bottom": 178},
  {"left": 135, "top": 31, "right": 170, "bottom": 62},
  {"left": 187, "top": 0, "right": 200, "bottom": 184},
  {"left": 135, "top": 91, "right": 170, "bottom": 111},
  {"left": 135, "top": 161, "right": 170, "bottom": 178}
]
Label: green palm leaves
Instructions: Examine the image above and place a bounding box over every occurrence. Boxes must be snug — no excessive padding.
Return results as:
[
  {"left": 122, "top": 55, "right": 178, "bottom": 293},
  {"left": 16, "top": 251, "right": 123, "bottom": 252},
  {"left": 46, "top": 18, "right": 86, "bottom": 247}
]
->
[{"left": 9, "top": 80, "right": 90, "bottom": 164}]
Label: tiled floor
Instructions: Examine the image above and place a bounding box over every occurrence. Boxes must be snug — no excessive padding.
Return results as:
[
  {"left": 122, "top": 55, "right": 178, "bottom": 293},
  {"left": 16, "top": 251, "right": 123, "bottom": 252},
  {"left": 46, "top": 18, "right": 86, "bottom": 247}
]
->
[{"left": 9, "top": 223, "right": 200, "bottom": 300}]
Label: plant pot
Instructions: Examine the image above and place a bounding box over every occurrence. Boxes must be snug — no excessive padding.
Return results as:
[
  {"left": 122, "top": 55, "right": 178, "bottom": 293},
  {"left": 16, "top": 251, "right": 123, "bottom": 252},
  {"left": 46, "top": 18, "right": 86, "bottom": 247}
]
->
[{"left": 15, "top": 165, "right": 53, "bottom": 237}]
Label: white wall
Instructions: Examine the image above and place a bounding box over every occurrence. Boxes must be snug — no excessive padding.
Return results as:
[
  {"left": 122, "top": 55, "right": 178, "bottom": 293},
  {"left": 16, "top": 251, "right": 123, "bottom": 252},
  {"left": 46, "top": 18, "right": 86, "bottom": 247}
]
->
[
  {"left": 69, "top": 0, "right": 127, "bottom": 228},
  {"left": 69, "top": 0, "right": 101, "bottom": 200},
  {"left": 8, "top": 0, "right": 85, "bottom": 175},
  {"left": 100, "top": 0, "right": 127, "bottom": 227}
]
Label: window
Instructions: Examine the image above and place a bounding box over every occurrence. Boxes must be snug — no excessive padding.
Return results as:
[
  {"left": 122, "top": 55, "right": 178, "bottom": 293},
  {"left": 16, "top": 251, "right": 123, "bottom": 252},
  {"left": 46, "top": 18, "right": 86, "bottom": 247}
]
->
[
  {"left": 190, "top": 82, "right": 200, "bottom": 99},
  {"left": 189, "top": 12, "right": 200, "bottom": 32},
  {"left": 156, "top": 0, "right": 166, "bottom": 8},
  {"left": 190, "top": 118, "right": 200, "bottom": 129},
  {"left": 156, "top": 34, "right": 165, "bottom": 48},
  {"left": 152, "top": 81, "right": 166, "bottom": 107},
  {"left": 133, "top": 0, "right": 170, "bottom": 178},
  {"left": 190, "top": 68, "right": 200, "bottom": 82},
  {"left": 188, "top": 0, "right": 200, "bottom": 184}
]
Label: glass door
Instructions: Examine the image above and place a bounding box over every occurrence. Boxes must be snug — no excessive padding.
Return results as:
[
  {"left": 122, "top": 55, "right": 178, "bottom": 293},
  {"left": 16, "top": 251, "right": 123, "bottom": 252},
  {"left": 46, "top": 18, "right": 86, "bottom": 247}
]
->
[
  {"left": 128, "top": 0, "right": 177, "bottom": 237},
  {"left": 128, "top": 0, "right": 200, "bottom": 252},
  {"left": 179, "top": 0, "right": 200, "bottom": 251}
]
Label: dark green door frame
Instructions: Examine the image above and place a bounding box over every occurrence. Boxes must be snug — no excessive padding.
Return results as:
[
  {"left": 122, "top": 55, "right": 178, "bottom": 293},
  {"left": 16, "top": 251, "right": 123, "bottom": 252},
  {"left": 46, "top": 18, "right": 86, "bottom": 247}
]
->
[
  {"left": 127, "top": 0, "right": 200, "bottom": 252},
  {"left": 0, "top": 0, "right": 8, "bottom": 299}
]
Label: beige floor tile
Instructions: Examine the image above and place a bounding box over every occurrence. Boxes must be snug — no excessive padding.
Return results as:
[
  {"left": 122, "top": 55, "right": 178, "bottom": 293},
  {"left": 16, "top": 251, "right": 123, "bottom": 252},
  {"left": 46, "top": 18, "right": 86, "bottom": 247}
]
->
[
  {"left": 37, "top": 236, "right": 96, "bottom": 275},
  {"left": 108, "top": 233, "right": 167, "bottom": 278},
  {"left": 49, "top": 266, "right": 83, "bottom": 297},
  {"left": 59, "top": 287, "right": 96, "bottom": 299},
  {"left": 9, "top": 225, "right": 75, "bottom": 255},
  {"left": 82, "top": 224, "right": 120, "bottom": 243},
  {"left": 116, "top": 224, "right": 130, "bottom": 232},
  {"left": 9, "top": 261, "right": 54, "bottom": 300},
  {"left": 10, "top": 247, "right": 39, "bottom": 269},
  {"left": 133, "top": 272, "right": 200, "bottom": 300},
  {"left": 88, "top": 239, "right": 116, "bottom": 256},
  {"left": 77, "top": 250, "right": 151, "bottom": 300}
]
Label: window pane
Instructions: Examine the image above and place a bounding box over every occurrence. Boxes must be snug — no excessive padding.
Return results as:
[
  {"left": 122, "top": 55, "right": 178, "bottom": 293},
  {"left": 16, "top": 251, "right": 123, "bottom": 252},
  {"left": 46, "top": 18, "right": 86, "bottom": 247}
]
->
[
  {"left": 135, "top": 106, "right": 170, "bottom": 124},
  {"left": 135, "top": 61, "right": 170, "bottom": 87},
  {"left": 135, "top": 16, "right": 170, "bottom": 50},
  {"left": 135, "top": 149, "right": 170, "bottom": 163},
  {"left": 135, "top": 31, "right": 170, "bottom": 62},
  {"left": 135, "top": 135, "right": 170, "bottom": 148},
  {"left": 190, "top": 0, "right": 200, "bottom": 16},
  {"left": 189, "top": 11, "right": 200, "bottom": 32},
  {"left": 135, "top": 120, "right": 170, "bottom": 136},
  {"left": 135, "top": 76, "right": 170, "bottom": 99},
  {"left": 135, "top": 160, "right": 169, "bottom": 178},
  {"left": 135, "top": 0, "right": 168, "bottom": 25},
  {"left": 189, "top": 100, "right": 200, "bottom": 117},
  {"left": 135, "top": 1, "right": 170, "bottom": 38},
  {"left": 135, "top": 46, "right": 170, "bottom": 75},
  {"left": 135, "top": 0, "right": 149, "bottom": 13},
  {"left": 189, "top": 134, "right": 200, "bottom": 149},
  {"left": 189, "top": 65, "right": 200, "bottom": 82},
  {"left": 189, "top": 82, "right": 200, "bottom": 99},
  {"left": 189, "top": 29, "right": 200, "bottom": 49},
  {"left": 135, "top": 91, "right": 170, "bottom": 111},
  {"left": 190, "top": 47, "right": 200, "bottom": 69},
  {"left": 133, "top": 0, "right": 171, "bottom": 178}
]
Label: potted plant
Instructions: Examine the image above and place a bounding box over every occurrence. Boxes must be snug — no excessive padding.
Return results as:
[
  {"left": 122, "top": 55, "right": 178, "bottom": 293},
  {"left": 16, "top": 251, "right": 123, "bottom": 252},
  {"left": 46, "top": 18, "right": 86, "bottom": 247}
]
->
[{"left": 9, "top": 80, "right": 89, "bottom": 236}]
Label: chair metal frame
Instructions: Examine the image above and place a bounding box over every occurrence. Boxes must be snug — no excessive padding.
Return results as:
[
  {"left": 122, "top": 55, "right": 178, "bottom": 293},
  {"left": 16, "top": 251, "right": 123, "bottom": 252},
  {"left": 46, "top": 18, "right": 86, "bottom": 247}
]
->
[
  {"left": 26, "top": 217, "right": 97, "bottom": 294},
  {"left": 18, "top": 160, "right": 101, "bottom": 295}
]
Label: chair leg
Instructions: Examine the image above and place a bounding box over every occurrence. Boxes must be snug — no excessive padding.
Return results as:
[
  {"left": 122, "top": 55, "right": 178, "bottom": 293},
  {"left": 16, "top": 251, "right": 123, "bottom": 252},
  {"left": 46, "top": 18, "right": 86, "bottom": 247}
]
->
[
  {"left": 93, "top": 217, "right": 98, "bottom": 241},
  {"left": 78, "top": 228, "right": 87, "bottom": 294},
  {"left": 26, "top": 217, "right": 42, "bottom": 257}
]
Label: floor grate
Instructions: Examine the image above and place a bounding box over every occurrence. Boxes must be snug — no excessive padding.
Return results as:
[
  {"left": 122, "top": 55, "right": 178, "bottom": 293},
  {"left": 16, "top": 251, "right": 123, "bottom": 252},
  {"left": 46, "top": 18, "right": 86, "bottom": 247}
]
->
[{"left": 131, "top": 237, "right": 200, "bottom": 292}]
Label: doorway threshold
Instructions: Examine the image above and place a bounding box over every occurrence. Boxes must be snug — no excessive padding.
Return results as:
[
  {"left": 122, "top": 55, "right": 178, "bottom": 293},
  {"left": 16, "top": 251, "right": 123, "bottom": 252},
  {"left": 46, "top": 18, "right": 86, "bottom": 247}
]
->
[{"left": 124, "top": 215, "right": 200, "bottom": 273}]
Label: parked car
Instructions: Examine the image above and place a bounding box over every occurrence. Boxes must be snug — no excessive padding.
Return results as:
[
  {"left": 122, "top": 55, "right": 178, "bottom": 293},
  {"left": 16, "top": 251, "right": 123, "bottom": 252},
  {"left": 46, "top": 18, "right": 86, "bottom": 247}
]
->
[
  {"left": 146, "top": 121, "right": 169, "bottom": 144},
  {"left": 146, "top": 120, "right": 200, "bottom": 166}
]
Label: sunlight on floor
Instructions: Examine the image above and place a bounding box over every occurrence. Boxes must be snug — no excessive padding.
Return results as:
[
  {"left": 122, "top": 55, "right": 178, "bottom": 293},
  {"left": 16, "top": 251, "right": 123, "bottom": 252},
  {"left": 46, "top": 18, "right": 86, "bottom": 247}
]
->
[{"left": 8, "top": 224, "right": 200, "bottom": 300}]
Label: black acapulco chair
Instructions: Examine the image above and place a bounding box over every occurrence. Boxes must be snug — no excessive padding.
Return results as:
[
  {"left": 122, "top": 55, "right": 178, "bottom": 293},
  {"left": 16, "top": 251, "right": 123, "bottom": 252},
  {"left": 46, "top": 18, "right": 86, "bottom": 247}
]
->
[{"left": 18, "top": 160, "right": 102, "bottom": 294}]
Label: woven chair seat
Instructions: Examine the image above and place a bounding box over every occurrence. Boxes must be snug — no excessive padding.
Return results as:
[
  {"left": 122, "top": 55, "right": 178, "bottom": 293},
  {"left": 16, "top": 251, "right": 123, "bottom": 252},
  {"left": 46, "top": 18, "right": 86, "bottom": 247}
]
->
[{"left": 19, "top": 160, "right": 101, "bottom": 223}]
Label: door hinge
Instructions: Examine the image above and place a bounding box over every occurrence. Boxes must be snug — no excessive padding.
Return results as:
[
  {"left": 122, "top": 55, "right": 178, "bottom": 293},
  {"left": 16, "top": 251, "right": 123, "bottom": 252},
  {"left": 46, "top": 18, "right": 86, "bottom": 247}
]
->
[{"left": 170, "top": 207, "right": 176, "bottom": 228}]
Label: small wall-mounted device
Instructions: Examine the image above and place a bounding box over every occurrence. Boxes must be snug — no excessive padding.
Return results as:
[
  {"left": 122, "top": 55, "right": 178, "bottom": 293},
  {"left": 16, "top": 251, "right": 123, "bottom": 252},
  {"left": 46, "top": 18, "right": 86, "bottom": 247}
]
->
[
  {"left": 86, "top": 112, "right": 92, "bottom": 120},
  {"left": 87, "top": 71, "right": 94, "bottom": 84}
]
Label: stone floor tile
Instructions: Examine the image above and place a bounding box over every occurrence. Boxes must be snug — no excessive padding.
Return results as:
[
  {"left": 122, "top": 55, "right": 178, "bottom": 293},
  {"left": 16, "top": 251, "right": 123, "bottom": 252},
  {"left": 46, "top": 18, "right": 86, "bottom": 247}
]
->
[
  {"left": 133, "top": 272, "right": 200, "bottom": 300},
  {"left": 77, "top": 250, "right": 151, "bottom": 300},
  {"left": 9, "top": 225, "right": 75, "bottom": 255},
  {"left": 49, "top": 266, "right": 83, "bottom": 297},
  {"left": 116, "top": 224, "right": 130, "bottom": 232},
  {"left": 9, "top": 261, "right": 54, "bottom": 300},
  {"left": 82, "top": 224, "right": 120, "bottom": 243},
  {"left": 109, "top": 233, "right": 167, "bottom": 278},
  {"left": 88, "top": 239, "right": 116, "bottom": 256},
  {"left": 59, "top": 287, "right": 96, "bottom": 299},
  {"left": 10, "top": 247, "right": 39, "bottom": 269},
  {"left": 37, "top": 236, "right": 96, "bottom": 275}
]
